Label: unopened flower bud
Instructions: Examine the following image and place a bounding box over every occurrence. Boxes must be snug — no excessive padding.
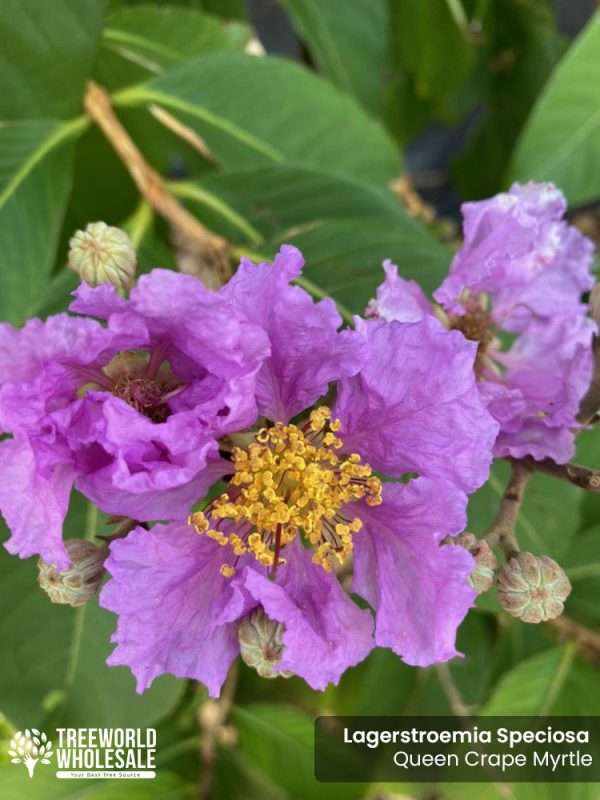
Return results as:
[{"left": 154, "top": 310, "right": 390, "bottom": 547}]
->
[
  {"left": 68, "top": 222, "right": 136, "bottom": 289},
  {"left": 496, "top": 552, "right": 571, "bottom": 623},
  {"left": 452, "top": 532, "right": 497, "bottom": 594},
  {"left": 38, "top": 539, "right": 108, "bottom": 606},
  {"left": 238, "top": 607, "right": 293, "bottom": 679}
]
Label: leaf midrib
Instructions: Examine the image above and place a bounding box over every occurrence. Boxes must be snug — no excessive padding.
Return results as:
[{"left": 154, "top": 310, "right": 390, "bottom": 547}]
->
[{"left": 0, "top": 116, "right": 87, "bottom": 209}]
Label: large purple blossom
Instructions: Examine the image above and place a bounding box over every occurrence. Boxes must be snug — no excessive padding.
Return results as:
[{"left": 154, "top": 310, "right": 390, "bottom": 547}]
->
[
  {"left": 0, "top": 271, "right": 270, "bottom": 569},
  {"left": 367, "top": 182, "right": 595, "bottom": 463},
  {"left": 100, "top": 246, "right": 498, "bottom": 695}
]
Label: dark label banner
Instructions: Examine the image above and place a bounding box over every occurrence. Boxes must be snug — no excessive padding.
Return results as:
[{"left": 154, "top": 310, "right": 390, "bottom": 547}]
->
[{"left": 314, "top": 716, "right": 600, "bottom": 783}]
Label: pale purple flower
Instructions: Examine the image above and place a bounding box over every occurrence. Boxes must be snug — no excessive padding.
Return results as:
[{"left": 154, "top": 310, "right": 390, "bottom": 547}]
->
[
  {"left": 0, "top": 271, "right": 269, "bottom": 569},
  {"left": 101, "top": 246, "right": 497, "bottom": 695},
  {"left": 368, "top": 183, "right": 595, "bottom": 463}
]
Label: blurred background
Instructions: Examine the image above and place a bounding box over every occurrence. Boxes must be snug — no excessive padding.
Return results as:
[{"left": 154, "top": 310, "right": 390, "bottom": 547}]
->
[{"left": 1, "top": 1, "right": 600, "bottom": 799}]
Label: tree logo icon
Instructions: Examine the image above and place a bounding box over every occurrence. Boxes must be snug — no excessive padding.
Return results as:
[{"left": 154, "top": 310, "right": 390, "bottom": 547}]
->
[{"left": 8, "top": 729, "right": 53, "bottom": 778}]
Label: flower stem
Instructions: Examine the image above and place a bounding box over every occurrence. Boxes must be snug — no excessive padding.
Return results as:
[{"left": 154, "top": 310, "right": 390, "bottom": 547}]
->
[
  {"left": 484, "top": 461, "right": 532, "bottom": 556},
  {"left": 517, "top": 457, "right": 600, "bottom": 493}
]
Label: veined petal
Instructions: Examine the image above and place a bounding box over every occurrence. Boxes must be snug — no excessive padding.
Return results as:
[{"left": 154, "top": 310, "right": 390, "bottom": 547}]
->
[
  {"left": 352, "top": 479, "right": 475, "bottom": 666},
  {"left": 101, "top": 522, "right": 238, "bottom": 696},
  {"left": 334, "top": 317, "right": 498, "bottom": 492},
  {"left": 221, "top": 245, "right": 365, "bottom": 421},
  {"left": 0, "top": 437, "right": 74, "bottom": 570}
]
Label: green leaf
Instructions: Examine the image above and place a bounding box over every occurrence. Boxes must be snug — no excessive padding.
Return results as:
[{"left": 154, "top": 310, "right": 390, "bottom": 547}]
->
[
  {"left": 0, "top": 769, "right": 194, "bottom": 800},
  {"left": 0, "top": 118, "right": 86, "bottom": 325},
  {"left": 0, "top": 512, "right": 184, "bottom": 730},
  {"left": 277, "top": 217, "right": 451, "bottom": 313},
  {"left": 479, "top": 643, "right": 577, "bottom": 716},
  {"left": 390, "top": 0, "right": 474, "bottom": 104},
  {"left": 279, "top": 0, "right": 391, "bottom": 117},
  {"left": 234, "top": 704, "right": 365, "bottom": 799},
  {"left": 0, "top": 0, "right": 106, "bottom": 120},
  {"left": 508, "top": 11, "right": 600, "bottom": 205},
  {"left": 560, "top": 524, "right": 600, "bottom": 628},
  {"left": 170, "top": 164, "right": 451, "bottom": 311},
  {"left": 97, "top": 5, "right": 250, "bottom": 91},
  {"left": 115, "top": 52, "right": 402, "bottom": 184},
  {"left": 453, "top": 0, "right": 564, "bottom": 199}
]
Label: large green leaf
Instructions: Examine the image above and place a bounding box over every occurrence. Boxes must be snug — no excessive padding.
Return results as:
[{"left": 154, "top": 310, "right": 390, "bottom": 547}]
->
[
  {"left": 97, "top": 5, "right": 250, "bottom": 90},
  {"left": 0, "top": 119, "right": 85, "bottom": 324},
  {"left": 0, "top": 506, "right": 184, "bottom": 730},
  {"left": 234, "top": 704, "right": 365, "bottom": 800},
  {"left": 115, "top": 52, "right": 402, "bottom": 184},
  {"left": 479, "top": 643, "right": 577, "bottom": 716},
  {"left": 390, "top": 0, "right": 474, "bottom": 105},
  {"left": 170, "top": 164, "right": 451, "bottom": 311},
  {"left": 508, "top": 11, "right": 600, "bottom": 205},
  {"left": 453, "top": 0, "right": 564, "bottom": 199},
  {"left": 279, "top": 0, "right": 390, "bottom": 117},
  {"left": 0, "top": 769, "right": 194, "bottom": 800},
  {"left": 0, "top": 0, "right": 106, "bottom": 120},
  {"left": 561, "top": 524, "right": 600, "bottom": 628}
]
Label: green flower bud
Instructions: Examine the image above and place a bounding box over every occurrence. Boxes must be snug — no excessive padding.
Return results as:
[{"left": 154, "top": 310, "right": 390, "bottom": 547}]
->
[
  {"left": 238, "top": 607, "right": 293, "bottom": 679},
  {"left": 453, "top": 532, "right": 497, "bottom": 594},
  {"left": 38, "top": 539, "right": 108, "bottom": 607},
  {"left": 68, "top": 222, "right": 136, "bottom": 289},
  {"left": 497, "top": 552, "right": 571, "bottom": 623}
]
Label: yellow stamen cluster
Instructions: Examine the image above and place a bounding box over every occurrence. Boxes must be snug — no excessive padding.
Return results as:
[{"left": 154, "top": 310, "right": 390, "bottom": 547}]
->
[{"left": 189, "top": 407, "right": 382, "bottom": 575}]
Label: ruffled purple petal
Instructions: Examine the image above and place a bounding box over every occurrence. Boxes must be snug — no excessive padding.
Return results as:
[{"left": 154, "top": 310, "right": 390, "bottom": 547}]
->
[
  {"left": 220, "top": 246, "right": 365, "bottom": 421},
  {"left": 101, "top": 522, "right": 239, "bottom": 696},
  {"left": 334, "top": 317, "right": 498, "bottom": 492},
  {"left": 0, "top": 314, "right": 116, "bottom": 386},
  {"left": 488, "top": 317, "right": 593, "bottom": 462},
  {"left": 0, "top": 437, "right": 74, "bottom": 569},
  {"left": 434, "top": 182, "right": 594, "bottom": 320},
  {"left": 352, "top": 479, "right": 475, "bottom": 666},
  {"left": 366, "top": 260, "right": 432, "bottom": 323},
  {"left": 215, "top": 538, "right": 373, "bottom": 690},
  {"left": 63, "top": 394, "right": 230, "bottom": 520}
]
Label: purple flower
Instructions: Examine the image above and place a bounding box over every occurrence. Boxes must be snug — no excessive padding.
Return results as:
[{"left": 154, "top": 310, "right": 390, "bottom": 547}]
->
[
  {"left": 0, "top": 271, "right": 269, "bottom": 569},
  {"left": 367, "top": 183, "right": 595, "bottom": 463},
  {"left": 100, "top": 246, "right": 497, "bottom": 695}
]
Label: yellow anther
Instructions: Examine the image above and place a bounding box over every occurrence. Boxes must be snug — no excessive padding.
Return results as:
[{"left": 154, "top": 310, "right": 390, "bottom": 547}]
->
[
  {"left": 189, "top": 406, "right": 381, "bottom": 576},
  {"left": 220, "top": 564, "right": 236, "bottom": 578}
]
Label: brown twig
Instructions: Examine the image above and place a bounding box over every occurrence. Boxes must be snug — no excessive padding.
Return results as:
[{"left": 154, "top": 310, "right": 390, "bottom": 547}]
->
[
  {"left": 148, "top": 103, "right": 219, "bottom": 165},
  {"left": 435, "top": 664, "right": 474, "bottom": 718},
  {"left": 390, "top": 174, "right": 436, "bottom": 224},
  {"left": 548, "top": 615, "right": 600, "bottom": 665},
  {"left": 484, "top": 461, "right": 532, "bottom": 555},
  {"left": 519, "top": 457, "right": 600, "bottom": 493},
  {"left": 577, "top": 332, "right": 600, "bottom": 424},
  {"left": 198, "top": 662, "right": 239, "bottom": 800},
  {"left": 83, "top": 81, "right": 231, "bottom": 286}
]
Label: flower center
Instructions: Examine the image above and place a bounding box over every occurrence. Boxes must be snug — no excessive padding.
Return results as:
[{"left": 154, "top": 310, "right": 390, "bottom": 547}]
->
[
  {"left": 447, "top": 296, "right": 496, "bottom": 377},
  {"left": 189, "top": 407, "right": 382, "bottom": 576},
  {"left": 77, "top": 351, "right": 182, "bottom": 424}
]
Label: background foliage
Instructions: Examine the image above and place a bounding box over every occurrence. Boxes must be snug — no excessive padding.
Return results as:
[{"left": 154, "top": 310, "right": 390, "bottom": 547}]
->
[{"left": 0, "top": 1, "right": 599, "bottom": 798}]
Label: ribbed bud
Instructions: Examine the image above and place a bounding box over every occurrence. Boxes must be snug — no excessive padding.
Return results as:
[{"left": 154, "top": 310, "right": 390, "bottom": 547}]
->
[
  {"left": 38, "top": 539, "right": 108, "bottom": 607},
  {"left": 497, "top": 552, "right": 571, "bottom": 623},
  {"left": 68, "top": 222, "right": 136, "bottom": 289},
  {"left": 238, "top": 607, "right": 293, "bottom": 679},
  {"left": 453, "top": 532, "right": 497, "bottom": 594}
]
